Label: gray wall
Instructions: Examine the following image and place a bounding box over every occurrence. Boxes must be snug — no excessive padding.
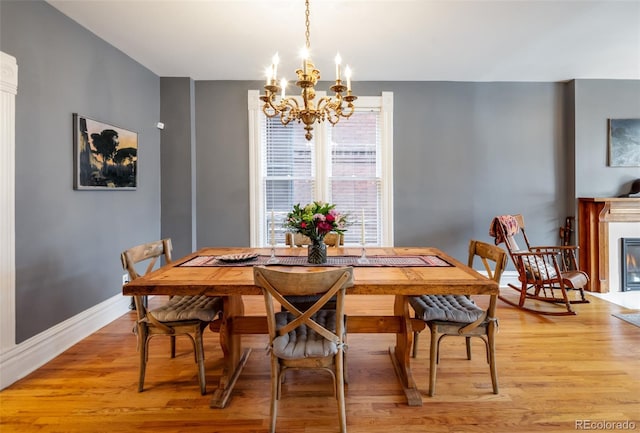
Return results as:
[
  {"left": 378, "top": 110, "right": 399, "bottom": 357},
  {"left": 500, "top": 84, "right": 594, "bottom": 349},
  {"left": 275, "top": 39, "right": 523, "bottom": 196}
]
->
[
  {"left": 368, "top": 81, "right": 569, "bottom": 259},
  {"left": 160, "top": 77, "right": 196, "bottom": 259},
  {"left": 195, "top": 81, "right": 254, "bottom": 248},
  {"left": 193, "top": 81, "right": 570, "bottom": 261},
  {"left": 1, "top": 1, "right": 161, "bottom": 342},
  {"left": 574, "top": 80, "right": 640, "bottom": 198}
]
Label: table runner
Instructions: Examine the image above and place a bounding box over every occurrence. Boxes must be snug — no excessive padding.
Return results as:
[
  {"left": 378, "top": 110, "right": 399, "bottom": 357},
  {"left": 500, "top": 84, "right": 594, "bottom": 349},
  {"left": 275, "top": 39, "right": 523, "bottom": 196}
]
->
[{"left": 179, "top": 254, "right": 452, "bottom": 268}]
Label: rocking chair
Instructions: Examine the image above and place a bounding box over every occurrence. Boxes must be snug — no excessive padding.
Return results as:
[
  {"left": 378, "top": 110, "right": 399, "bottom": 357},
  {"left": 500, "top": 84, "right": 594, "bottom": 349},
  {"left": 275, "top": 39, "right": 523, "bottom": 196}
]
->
[{"left": 489, "top": 214, "right": 589, "bottom": 316}]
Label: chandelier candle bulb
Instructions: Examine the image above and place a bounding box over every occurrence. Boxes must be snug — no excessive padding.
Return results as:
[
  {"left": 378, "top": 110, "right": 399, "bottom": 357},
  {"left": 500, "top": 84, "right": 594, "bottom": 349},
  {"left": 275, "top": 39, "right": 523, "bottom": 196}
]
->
[
  {"left": 272, "top": 53, "right": 279, "bottom": 80},
  {"left": 345, "top": 66, "right": 352, "bottom": 91},
  {"left": 300, "top": 48, "right": 307, "bottom": 75},
  {"left": 335, "top": 53, "right": 341, "bottom": 80},
  {"left": 361, "top": 209, "right": 365, "bottom": 245},
  {"left": 271, "top": 210, "right": 275, "bottom": 247}
]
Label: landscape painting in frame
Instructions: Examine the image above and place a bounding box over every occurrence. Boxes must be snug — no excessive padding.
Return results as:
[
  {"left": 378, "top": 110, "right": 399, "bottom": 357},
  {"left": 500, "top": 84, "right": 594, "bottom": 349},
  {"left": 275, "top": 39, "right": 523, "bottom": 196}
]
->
[
  {"left": 608, "top": 118, "right": 640, "bottom": 167},
  {"left": 73, "top": 113, "right": 138, "bottom": 190}
]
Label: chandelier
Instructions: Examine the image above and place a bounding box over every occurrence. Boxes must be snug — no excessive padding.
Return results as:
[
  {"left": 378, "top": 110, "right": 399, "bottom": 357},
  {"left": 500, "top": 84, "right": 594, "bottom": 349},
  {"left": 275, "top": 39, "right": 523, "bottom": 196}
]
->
[{"left": 260, "top": 0, "right": 357, "bottom": 141}]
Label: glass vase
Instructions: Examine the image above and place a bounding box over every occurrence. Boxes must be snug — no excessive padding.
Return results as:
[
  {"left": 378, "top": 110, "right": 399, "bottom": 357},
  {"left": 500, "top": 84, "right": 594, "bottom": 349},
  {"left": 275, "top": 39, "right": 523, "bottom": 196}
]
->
[{"left": 307, "top": 238, "right": 327, "bottom": 264}]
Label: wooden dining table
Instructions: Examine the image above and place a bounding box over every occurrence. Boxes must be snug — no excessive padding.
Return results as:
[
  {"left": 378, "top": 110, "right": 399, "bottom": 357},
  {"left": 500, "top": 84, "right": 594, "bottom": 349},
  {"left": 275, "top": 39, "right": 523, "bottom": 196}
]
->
[{"left": 122, "top": 246, "right": 498, "bottom": 408}]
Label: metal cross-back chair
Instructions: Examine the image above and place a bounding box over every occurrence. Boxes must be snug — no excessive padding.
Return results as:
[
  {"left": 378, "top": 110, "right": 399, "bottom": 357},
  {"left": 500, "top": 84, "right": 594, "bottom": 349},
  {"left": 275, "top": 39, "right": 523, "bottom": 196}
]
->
[
  {"left": 489, "top": 214, "right": 589, "bottom": 316},
  {"left": 121, "top": 239, "right": 223, "bottom": 394},
  {"left": 253, "top": 266, "right": 353, "bottom": 433}
]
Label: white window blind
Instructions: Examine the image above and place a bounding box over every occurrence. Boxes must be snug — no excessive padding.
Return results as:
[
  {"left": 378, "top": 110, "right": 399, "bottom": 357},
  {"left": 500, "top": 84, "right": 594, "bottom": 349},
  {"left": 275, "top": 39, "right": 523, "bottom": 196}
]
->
[
  {"left": 327, "top": 110, "right": 382, "bottom": 245},
  {"left": 249, "top": 91, "right": 393, "bottom": 247},
  {"left": 262, "top": 116, "right": 315, "bottom": 245}
]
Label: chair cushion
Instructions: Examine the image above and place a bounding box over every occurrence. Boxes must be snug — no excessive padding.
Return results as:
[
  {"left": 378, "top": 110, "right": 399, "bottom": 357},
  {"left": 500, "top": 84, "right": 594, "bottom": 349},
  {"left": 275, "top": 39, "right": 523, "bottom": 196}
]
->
[
  {"left": 409, "top": 294, "right": 484, "bottom": 323},
  {"left": 521, "top": 255, "right": 558, "bottom": 280},
  {"left": 149, "top": 295, "right": 222, "bottom": 322},
  {"left": 272, "top": 310, "right": 338, "bottom": 359}
]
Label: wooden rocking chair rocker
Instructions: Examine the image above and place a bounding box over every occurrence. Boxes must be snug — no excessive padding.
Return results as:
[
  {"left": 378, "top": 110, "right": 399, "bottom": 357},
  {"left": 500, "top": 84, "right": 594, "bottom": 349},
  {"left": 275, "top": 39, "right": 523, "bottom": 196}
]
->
[{"left": 489, "top": 214, "right": 589, "bottom": 316}]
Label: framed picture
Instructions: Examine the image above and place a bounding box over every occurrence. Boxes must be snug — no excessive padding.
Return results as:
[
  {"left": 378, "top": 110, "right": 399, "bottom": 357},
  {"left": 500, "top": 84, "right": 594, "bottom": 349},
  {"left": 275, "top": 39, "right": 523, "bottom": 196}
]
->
[
  {"left": 608, "top": 118, "right": 640, "bottom": 167},
  {"left": 73, "top": 113, "right": 138, "bottom": 190}
]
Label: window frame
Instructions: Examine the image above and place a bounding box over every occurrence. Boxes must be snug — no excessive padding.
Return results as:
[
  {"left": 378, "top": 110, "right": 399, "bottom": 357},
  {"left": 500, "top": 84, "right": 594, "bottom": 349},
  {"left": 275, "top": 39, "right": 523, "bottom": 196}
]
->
[{"left": 248, "top": 90, "right": 393, "bottom": 247}]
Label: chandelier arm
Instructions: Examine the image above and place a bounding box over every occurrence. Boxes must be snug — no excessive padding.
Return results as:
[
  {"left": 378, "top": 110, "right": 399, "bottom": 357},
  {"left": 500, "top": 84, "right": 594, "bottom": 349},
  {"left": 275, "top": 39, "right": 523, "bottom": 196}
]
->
[
  {"left": 316, "top": 96, "right": 331, "bottom": 112},
  {"left": 263, "top": 92, "right": 296, "bottom": 113},
  {"left": 264, "top": 92, "right": 281, "bottom": 112},
  {"left": 317, "top": 96, "right": 344, "bottom": 125},
  {"left": 331, "top": 94, "right": 345, "bottom": 115},
  {"left": 280, "top": 111, "right": 294, "bottom": 126},
  {"left": 262, "top": 95, "right": 280, "bottom": 118},
  {"left": 339, "top": 102, "right": 356, "bottom": 119},
  {"left": 262, "top": 106, "right": 279, "bottom": 118},
  {"left": 326, "top": 106, "right": 341, "bottom": 125},
  {"left": 280, "top": 97, "right": 303, "bottom": 126},
  {"left": 282, "top": 97, "right": 300, "bottom": 112}
]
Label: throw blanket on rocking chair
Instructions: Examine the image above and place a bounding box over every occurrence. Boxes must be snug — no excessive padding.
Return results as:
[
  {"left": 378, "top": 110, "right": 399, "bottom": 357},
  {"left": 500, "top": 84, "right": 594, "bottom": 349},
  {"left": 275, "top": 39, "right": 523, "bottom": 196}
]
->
[{"left": 489, "top": 215, "right": 519, "bottom": 246}]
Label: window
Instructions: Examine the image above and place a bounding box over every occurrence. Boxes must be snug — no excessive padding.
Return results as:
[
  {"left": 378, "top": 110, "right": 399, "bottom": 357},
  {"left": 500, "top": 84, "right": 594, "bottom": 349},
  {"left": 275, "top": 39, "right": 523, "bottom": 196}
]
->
[{"left": 248, "top": 90, "right": 393, "bottom": 247}]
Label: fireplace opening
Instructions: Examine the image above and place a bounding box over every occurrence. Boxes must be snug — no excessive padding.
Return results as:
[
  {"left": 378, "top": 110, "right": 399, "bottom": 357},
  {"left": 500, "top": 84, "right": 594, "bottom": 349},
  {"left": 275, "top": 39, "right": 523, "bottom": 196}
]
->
[{"left": 621, "top": 238, "right": 640, "bottom": 291}]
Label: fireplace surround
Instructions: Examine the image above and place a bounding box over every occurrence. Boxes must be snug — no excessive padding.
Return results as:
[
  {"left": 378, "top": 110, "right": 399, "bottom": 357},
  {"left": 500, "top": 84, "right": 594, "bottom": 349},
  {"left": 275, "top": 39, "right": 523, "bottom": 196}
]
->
[
  {"left": 621, "top": 238, "right": 640, "bottom": 291},
  {"left": 578, "top": 197, "right": 640, "bottom": 292}
]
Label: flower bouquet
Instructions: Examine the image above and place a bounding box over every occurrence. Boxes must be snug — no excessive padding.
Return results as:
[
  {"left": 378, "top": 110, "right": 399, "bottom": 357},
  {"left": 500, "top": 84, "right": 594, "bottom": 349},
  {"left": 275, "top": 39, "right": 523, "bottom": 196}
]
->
[{"left": 284, "top": 202, "right": 347, "bottom": 263}]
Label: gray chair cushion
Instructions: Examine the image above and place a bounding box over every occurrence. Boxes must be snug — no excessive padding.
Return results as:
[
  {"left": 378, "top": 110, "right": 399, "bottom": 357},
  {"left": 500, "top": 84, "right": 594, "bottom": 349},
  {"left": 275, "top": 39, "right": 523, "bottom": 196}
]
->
[
  {"left": 521, "top": 254, "right": 558, "bottom": 280},
  {"left": 149, "top": 295, "right": 222, "bottom": 322},
  {"left": 409, "top": 294, "right": 484, "bottom": 323},
  {"left": 272, "top": 310, "right": 338, "bottom": 359}
]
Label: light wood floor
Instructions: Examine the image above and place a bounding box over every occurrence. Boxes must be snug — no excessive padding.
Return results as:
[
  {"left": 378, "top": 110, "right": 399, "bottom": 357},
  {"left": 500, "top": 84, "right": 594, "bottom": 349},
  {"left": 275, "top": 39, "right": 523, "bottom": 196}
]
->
[{"left": 1, "top": 293, "right": 639, "bottom": 433}]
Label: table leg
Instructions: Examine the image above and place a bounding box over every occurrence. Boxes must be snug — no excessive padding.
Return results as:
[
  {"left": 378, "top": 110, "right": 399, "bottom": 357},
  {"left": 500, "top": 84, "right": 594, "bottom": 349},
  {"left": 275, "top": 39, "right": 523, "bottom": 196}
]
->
[
  {"left": 209, "top": 295, "right": 251, "bottom": 408},
  {"left": 388, "top": 295, "right": 423, "bottom": 406}
]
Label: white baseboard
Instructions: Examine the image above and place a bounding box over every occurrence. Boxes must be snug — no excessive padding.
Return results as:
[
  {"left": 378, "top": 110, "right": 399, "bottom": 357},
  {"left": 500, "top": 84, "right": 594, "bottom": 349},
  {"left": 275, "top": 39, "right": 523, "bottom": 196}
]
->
[
  {"left": 500, "top": 270, "right": 520, "bottom": 287},
  {"left": 476, "top": 269, "right": 519, "bottom": 288},
  {"left": 0, "top": 294, "right": 132, "bottom": 390}
]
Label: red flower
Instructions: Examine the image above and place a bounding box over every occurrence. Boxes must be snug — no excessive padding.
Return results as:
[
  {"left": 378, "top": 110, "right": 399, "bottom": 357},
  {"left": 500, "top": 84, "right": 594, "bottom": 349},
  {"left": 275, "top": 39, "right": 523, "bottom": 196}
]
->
[
  {"left": 326, "top": 213, "right": 335, "bottom": 223},
  {"left": 317, "top": 221, "right": 332, "bottom": 234},
  {"left": 300, "top": 222, "right": 307, "bottom": 228}
]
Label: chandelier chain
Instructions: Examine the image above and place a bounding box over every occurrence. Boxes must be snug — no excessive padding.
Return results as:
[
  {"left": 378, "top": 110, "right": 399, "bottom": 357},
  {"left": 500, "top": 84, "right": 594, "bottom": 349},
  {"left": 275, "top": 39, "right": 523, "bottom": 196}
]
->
[{"left": 305, "top": 0, "right": 311, "bottom": 49}]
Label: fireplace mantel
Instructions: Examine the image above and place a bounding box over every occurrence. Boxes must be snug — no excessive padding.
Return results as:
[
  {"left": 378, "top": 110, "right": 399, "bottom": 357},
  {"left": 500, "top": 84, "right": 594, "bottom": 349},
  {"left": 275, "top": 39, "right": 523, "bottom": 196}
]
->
[{"left": 578, "top": 197, "right": 640, "bottom": 292}]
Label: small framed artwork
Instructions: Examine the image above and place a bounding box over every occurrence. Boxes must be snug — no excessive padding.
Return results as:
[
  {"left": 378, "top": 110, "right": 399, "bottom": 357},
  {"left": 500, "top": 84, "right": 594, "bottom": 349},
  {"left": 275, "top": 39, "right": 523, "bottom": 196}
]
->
[
  {"left": 73, "top": 113, "right": 138, "bottom": 190},
  {"left": 608, "top": 118, "right": 640, "bottom": 167}
]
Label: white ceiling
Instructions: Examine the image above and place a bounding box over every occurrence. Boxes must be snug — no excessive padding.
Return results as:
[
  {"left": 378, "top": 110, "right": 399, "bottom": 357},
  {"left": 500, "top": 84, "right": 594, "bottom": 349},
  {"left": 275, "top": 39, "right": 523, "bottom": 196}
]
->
[{"left": 46, "top": 0, "right": 640, "bottom": 82}]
